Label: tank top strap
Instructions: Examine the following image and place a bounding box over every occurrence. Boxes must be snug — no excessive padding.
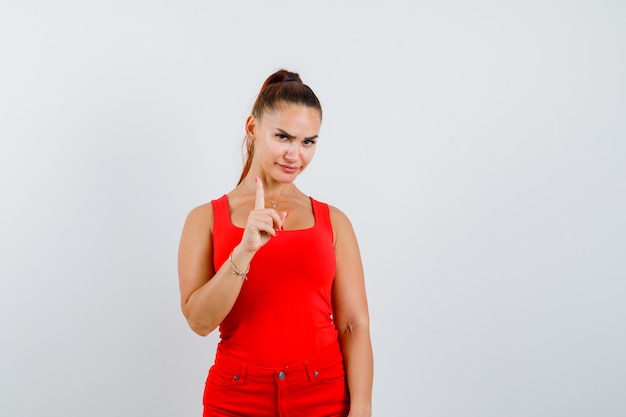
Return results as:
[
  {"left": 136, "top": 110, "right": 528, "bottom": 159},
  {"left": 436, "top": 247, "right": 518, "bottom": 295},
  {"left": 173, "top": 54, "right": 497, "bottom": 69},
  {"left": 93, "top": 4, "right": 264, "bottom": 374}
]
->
[
  {"left": 310, "top": 197, "right": 334, "bottom": 239},
  {"left": 211, "top": 194, "right": 230, "bottom": 235}
]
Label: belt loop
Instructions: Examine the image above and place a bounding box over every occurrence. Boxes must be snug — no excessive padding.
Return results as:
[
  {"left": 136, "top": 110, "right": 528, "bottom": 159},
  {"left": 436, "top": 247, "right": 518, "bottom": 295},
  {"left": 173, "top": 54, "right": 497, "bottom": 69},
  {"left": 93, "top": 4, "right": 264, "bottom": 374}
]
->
[
  {"left": 303, "top": 361, "right": 311, "bottom": 382},
  {"left": 241, "top": 363, "right": 248, "bottom": 383}
]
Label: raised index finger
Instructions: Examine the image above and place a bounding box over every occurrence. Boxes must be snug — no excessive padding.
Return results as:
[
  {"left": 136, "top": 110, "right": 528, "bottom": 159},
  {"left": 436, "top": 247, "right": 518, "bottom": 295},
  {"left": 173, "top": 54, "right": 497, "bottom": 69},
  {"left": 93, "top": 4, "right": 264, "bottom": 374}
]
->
[{"left": 255, "top": 177, "right": 265, "bottom": 210}]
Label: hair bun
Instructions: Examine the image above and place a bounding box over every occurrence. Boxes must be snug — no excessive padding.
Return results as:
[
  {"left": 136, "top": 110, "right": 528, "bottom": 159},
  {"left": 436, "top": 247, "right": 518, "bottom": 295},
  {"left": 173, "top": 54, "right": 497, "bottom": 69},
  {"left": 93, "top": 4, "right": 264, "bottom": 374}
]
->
[{"left": 260, "top": 69, "right": 302, "bottom": 91}]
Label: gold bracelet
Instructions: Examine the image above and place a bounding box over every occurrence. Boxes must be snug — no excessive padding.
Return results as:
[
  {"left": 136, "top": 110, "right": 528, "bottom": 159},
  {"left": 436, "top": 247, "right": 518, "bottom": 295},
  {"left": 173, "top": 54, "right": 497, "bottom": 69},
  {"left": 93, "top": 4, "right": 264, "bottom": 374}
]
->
[{"left": 229, "top": 251, "right": 249, "bottom": 280}]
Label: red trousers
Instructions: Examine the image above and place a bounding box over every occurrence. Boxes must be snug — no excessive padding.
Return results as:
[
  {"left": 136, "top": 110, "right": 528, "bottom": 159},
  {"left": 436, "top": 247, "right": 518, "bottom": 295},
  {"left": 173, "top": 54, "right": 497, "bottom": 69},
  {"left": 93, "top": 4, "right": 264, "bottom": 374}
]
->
[{"left": 202, "top": 342, "right": 350, "bottom": 417}]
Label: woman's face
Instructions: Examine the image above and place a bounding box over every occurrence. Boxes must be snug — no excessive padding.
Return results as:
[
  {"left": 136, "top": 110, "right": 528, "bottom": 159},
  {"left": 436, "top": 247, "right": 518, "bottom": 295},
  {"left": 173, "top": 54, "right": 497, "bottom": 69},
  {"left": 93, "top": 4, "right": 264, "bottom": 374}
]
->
[{"left": 248, "top": 103, "right": 322, "bottom": 183}]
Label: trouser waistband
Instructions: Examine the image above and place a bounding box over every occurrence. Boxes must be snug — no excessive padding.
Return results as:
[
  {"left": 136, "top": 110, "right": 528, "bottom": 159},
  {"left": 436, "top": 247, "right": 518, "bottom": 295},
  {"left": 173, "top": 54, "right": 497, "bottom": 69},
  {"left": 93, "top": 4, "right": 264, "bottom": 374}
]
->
[{"left": 213, "top": 342, "right": 344, "bottom": 384}]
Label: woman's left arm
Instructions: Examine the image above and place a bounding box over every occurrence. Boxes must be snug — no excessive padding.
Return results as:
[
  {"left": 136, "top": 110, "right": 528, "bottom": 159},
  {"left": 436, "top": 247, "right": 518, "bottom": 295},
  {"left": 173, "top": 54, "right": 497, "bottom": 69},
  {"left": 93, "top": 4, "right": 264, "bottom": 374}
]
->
[{"left": 330, "top": 206, "right": 374, "bottom": 417}]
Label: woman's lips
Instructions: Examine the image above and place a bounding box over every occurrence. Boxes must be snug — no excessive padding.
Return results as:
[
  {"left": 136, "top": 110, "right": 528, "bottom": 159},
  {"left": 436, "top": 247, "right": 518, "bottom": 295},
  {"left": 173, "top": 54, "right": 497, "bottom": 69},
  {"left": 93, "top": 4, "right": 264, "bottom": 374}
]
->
[{"left": 278, "top": 164, "right": 299, "bottom": 173}]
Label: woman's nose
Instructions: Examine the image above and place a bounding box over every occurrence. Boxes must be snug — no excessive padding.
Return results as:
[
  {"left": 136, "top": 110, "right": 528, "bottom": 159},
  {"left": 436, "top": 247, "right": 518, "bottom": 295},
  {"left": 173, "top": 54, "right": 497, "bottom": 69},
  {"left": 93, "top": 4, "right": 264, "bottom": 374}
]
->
[{"left": 284, "top": 142, "right": 299, "bottom": 161}]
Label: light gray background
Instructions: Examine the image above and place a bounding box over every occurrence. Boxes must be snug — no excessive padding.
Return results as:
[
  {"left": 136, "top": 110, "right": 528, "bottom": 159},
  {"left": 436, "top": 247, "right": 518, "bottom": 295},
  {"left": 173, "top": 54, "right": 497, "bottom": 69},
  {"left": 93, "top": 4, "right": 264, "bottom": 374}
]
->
[{"left": 1, "top": 1, "right": 624, "bottom": 416}]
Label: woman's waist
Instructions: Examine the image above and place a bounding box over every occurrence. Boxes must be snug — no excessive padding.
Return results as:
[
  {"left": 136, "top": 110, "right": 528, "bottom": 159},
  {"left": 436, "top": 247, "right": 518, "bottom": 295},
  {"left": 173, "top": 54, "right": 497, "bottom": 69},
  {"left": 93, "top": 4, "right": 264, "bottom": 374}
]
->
[
  {"left": 217, "top": 326, "right": 339, "bottom": 368},
  {"left": 212, "top": 340, "right": 344, "bottom": 382}
]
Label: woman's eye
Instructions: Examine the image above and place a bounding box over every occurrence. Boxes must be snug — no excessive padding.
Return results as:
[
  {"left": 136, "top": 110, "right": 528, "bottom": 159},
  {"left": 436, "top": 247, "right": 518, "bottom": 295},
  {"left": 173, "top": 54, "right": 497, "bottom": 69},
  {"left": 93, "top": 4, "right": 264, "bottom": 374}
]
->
[
  {"left": 303, "top": 139, "right": 316, "bottom": 146},
  {"left": 276, "top": 134, "right": 289, "bottom": 141}
]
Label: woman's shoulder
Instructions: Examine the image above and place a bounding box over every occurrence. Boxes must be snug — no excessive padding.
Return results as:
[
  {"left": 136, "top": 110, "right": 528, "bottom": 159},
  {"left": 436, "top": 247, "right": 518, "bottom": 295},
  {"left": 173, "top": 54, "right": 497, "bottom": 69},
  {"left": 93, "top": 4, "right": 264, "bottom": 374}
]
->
[
  {"left": 184, "top": 194, "right": 227, "bottom": 230},
  {"left": 326, "top": 204, "right": 352, "bottom": 227},
  {"left": 184, "top": 202, "right": 213, "bottom": 229}
]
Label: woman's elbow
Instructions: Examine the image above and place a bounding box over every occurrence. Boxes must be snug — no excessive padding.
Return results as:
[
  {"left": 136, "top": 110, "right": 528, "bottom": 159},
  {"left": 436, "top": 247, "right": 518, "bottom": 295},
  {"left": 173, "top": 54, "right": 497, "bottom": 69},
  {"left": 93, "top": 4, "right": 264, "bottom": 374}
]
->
[
  {"left": 339, "top": 321, "right": 370, "bottom": 337},
  {"left": 182, "top": 304, "right": 217, "bottom": 337},
  {"left": 186, "top": 316, "right": 216, "bottom": 337}
]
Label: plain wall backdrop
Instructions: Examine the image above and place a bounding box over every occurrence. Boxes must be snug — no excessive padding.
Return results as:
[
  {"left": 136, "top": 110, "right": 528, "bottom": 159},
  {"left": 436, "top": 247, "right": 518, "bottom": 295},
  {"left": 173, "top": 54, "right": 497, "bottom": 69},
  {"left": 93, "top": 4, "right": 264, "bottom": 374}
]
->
[{"left": 1, "top": 1, "right": 625, "bottom": 416}]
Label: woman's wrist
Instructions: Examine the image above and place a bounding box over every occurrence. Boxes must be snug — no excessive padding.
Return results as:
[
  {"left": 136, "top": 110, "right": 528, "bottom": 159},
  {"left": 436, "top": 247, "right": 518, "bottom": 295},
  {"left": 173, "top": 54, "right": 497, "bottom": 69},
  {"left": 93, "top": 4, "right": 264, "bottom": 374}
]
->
[
  {"left": 230, "top": 245, "right": 255, "bottom": 275},
  {"left": 349, "top": 398, "right": 372, "bottom": 416},
  {"left": 348, "top": 404, "right": 372, "bottom": 417}
]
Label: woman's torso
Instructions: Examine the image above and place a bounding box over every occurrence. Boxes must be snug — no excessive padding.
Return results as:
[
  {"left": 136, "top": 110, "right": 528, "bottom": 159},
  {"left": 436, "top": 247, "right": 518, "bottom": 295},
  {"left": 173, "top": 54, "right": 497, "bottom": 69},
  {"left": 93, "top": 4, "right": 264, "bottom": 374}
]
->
[{"left": 210, "top": 194, "right": 339, "bottom": 367}]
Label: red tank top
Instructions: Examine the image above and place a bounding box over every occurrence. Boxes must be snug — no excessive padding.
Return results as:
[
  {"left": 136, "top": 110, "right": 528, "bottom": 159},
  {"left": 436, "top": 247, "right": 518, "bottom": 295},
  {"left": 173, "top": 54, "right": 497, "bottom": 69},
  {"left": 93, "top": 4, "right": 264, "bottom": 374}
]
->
[{"left": 211, "top": 195, "right": 339, "bottom": 367}]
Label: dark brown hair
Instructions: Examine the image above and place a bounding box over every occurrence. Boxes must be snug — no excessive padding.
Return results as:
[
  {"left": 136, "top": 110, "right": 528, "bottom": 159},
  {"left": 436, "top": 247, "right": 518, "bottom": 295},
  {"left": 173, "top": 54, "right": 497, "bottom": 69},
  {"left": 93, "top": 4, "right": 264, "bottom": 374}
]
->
[{"left": 238, "top": 69, "right": 322, "bottom": 184}]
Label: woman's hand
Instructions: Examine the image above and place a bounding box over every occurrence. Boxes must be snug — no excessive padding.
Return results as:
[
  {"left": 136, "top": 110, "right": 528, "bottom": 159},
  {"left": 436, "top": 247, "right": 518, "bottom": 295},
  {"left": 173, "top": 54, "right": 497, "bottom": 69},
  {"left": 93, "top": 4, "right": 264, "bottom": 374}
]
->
[{"left": 238, "top": 177, "right": 287, "bottom": 255}]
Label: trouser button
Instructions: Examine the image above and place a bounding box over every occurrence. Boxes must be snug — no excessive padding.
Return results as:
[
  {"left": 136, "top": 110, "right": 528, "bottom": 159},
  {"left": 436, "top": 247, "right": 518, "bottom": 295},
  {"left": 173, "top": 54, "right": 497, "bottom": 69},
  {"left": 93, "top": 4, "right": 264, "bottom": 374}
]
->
[{"left": 277, "top": 371, "right": 286, "bottom": 380}]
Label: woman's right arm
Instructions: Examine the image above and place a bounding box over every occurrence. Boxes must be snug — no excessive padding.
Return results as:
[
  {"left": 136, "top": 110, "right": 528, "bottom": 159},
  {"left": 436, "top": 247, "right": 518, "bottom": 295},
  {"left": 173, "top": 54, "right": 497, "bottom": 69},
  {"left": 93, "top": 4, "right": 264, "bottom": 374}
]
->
[
  {"left": 178, "top": 179, "right": 285, "bottom": 336},
  {"left": 177, "top": 203, "right": 253, "bottom": 336}
]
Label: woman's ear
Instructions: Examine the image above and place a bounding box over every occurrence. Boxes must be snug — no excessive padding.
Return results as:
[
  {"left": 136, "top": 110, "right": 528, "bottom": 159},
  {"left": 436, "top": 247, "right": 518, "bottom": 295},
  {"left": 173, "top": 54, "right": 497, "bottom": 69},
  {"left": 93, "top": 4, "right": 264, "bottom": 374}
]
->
[{"left": 245, "top": 114, "right": 257, "bottom": 137}]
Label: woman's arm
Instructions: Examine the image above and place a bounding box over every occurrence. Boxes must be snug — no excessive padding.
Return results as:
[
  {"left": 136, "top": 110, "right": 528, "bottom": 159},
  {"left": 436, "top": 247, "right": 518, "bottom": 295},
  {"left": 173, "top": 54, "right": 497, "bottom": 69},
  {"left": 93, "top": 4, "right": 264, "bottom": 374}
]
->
[
  {"left": 330, "top": 206, "right": 374, "bottom": 417},
  {"left": 178, "top": 180, "right": 286, "bottom": 336},
  {"left": 178, "top": 203, "right": 253, "bottom": 336}
]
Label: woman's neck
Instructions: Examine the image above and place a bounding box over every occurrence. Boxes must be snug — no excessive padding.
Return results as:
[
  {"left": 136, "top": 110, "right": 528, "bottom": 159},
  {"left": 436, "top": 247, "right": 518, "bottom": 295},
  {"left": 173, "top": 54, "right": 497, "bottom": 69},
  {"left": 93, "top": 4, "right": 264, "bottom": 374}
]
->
[{"left": 240, "top": 174, "right": 297, "bottom": 202}]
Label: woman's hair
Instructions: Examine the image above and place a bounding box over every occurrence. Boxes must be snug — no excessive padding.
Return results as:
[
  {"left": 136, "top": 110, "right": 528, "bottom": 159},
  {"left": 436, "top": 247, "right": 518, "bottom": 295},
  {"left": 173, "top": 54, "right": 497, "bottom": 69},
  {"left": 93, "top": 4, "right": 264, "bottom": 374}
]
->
[{"left": 238, "top": 69, "right": 322, "bottom": 184}]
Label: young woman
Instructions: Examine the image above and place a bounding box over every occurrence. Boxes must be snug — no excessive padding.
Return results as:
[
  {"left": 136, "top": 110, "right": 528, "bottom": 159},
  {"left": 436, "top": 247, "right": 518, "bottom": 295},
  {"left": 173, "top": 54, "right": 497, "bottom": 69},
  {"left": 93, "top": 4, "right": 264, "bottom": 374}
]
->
[{"left": 178, "top": 69, "right": 373, "bottom": 417}]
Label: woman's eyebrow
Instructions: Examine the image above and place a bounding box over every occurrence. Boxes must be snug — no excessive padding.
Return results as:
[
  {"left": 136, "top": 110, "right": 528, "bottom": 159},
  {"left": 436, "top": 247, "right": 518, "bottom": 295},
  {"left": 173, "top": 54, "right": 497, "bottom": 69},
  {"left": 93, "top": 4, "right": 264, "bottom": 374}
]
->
[{"left": 276, "top": 128, "right": 318, "bottom": 141}]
